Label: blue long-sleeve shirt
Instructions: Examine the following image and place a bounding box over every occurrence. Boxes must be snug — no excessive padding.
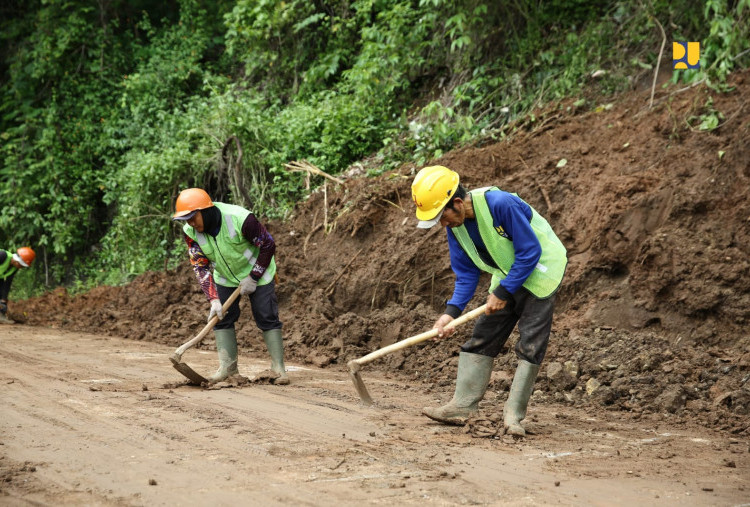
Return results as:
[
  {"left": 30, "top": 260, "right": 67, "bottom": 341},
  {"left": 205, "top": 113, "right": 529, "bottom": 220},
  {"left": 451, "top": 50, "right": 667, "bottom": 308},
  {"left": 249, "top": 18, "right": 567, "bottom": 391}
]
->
[{"left": 445, "top": 190, "right": 542, "bottom": 317}]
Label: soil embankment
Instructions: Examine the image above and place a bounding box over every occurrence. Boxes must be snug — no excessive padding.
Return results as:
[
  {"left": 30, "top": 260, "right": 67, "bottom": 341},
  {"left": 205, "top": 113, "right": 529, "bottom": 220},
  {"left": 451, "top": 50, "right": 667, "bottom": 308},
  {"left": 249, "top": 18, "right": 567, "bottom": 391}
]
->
[{"left": 14, "top": 70, "right": 750, "bottom": 436}]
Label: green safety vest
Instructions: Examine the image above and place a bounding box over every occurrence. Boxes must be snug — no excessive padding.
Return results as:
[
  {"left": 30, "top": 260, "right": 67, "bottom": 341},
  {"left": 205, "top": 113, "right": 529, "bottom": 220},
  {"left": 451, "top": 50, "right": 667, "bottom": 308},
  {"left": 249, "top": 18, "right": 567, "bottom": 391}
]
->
[
  {"left": 451, "top": 187, "right": 567, "bottom": 299},
  {"left": 183, "top": 202, "right": 276, "bottom": 288},
  {"left": 0, "top": 249, "right": 17, "bottom": 281}
]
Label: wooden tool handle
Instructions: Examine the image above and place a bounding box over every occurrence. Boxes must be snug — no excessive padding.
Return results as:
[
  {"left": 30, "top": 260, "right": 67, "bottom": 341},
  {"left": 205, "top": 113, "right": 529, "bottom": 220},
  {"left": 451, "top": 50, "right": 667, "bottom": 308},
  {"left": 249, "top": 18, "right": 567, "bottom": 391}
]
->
[
  {"left": 172, "top": 287, "right": 242, "bottom": 359},
  {"left": 353, "top": 304, "right": 487, "bottom": 367}
]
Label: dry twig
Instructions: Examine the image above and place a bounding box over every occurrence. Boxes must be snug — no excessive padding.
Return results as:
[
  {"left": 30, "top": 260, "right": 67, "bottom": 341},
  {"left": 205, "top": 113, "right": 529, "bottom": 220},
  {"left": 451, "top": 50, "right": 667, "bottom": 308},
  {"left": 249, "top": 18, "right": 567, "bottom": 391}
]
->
[
  {"left": 538, "top": 184, "right": 553, "bottom": 214},
  {"left": 304, "top": 224, "right": 323, "bottom": 257},
  {"left": 284, "top": 160, "right": 344, "bottom": 185},
  {"left": 325, "top": 248, "right": 364, "bottom": 295},
  {"left": 649, "top": 15, "right": 667, "bottom": 110}
]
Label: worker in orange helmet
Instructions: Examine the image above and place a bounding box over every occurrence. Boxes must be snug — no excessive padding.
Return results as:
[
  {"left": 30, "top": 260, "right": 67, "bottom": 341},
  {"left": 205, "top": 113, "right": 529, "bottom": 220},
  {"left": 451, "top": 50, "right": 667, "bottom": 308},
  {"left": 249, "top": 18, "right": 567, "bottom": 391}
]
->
[
  {"left": 0, "top": 247, "right": 35, "bottom": 323},
  {"left": 173, "top": 188, "right": 289, "bottom": 385}
]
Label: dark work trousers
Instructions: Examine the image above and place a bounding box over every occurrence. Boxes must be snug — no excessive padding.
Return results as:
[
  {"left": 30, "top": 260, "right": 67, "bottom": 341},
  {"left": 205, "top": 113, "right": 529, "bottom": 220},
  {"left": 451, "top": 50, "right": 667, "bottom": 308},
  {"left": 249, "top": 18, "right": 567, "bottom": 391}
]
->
[
  {"left": 214, "top": 281, "right": 282, "bottom": 332},
  {"left": 0, "top": 275, "right": 13, "bottom": 303},
  {"left": 461, "top": 287, "right": 557, "bottom": 365}
]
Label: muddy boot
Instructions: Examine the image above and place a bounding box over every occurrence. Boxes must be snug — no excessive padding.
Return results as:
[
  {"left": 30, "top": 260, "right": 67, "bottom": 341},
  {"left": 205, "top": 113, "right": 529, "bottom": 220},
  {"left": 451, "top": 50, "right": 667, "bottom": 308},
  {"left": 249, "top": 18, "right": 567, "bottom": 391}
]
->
[
  {"left": 503, "top": 360, "right": 540, "bottom": 437},
  {"left": 209, "top": 328, "right": 239, "bottom": 383},
  {"left": 422, "top": 352, "right": 493, "bottom": 425},
  {"left": 262, "top": 329, "right": 289, "bottom": 385}
]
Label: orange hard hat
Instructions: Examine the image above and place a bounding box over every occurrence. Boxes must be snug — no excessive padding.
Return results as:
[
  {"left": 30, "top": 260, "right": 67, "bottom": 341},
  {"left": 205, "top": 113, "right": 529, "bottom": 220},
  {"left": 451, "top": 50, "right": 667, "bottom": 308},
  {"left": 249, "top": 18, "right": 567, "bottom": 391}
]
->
[
  {"left": 173, "top": 188, "right": 213, "bottom": 219},
  {"left": 15, "top": 247, "right": 35, "bottom": 267}
]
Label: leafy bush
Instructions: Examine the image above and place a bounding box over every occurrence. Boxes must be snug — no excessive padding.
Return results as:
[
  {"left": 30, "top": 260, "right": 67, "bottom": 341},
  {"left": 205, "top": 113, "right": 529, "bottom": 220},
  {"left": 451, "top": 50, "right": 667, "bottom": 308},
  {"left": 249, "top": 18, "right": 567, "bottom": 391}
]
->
[{"left": 1, "top": 0, "right": 747, "bottom": 297}]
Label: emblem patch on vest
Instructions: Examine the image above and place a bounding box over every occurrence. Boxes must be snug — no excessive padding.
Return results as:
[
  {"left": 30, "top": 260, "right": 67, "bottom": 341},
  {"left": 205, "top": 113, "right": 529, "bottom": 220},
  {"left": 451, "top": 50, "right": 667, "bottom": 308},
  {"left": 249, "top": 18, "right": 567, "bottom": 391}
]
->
[{"left": 494, "top": 225, "right": 509, "bottom": 238}]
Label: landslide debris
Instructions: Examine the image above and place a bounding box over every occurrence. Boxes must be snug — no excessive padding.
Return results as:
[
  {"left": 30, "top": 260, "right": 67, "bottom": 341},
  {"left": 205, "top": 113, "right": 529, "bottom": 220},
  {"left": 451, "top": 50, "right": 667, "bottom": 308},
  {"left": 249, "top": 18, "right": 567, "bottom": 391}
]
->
[{"left": 16, "top": 70, "right": 750, "bottom": 436}]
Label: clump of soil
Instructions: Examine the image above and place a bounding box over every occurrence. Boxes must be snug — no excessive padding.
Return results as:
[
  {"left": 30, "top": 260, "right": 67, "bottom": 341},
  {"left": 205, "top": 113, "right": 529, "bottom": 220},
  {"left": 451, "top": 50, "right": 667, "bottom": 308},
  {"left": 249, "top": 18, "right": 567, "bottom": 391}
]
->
[{"left": 15, "top": 70, "right": 750, "bottom": 435}]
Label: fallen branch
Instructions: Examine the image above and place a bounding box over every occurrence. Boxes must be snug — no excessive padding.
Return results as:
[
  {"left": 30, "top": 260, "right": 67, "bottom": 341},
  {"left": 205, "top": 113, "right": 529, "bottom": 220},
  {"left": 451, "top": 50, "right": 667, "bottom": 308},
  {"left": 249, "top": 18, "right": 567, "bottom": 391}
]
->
[
  {"left": 538, "top": 184, "right": 553, "bottom": 214},
  {"left": 649, "top": 15, "right": 667, "bottom": 110},
  {"left": 323, "top": 181, "right": 328, "bottom": 233},
  {"left": 381, "top": 198, "right": 403, "bottom": 211},
  {"left": 325, "top": 248, "right": 364, "bottom": 296},
  {"left": 285, "top": 160, "right": 344, "bottom": 185},
  {"left": 304, "top": 223, "right": 323, "bottom": 257}
]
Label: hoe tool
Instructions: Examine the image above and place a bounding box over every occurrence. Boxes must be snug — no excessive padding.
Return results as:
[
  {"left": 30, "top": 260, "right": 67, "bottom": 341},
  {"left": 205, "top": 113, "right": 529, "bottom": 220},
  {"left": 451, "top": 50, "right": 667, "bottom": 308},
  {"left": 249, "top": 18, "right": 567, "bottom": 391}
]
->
[
  {"left": 170, "top": 287, "right": 242, "bottom": 384},
  {"left": 347, "top": 304, "right": 487, "bottom": 405}
]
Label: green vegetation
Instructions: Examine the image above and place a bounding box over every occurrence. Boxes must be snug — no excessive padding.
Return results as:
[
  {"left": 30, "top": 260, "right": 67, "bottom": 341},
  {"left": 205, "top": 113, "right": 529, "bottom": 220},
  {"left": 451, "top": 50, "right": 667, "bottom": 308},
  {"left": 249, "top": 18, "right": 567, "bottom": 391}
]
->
[{"left": 1, "top": 0, "right": 748, "bottom": 296}]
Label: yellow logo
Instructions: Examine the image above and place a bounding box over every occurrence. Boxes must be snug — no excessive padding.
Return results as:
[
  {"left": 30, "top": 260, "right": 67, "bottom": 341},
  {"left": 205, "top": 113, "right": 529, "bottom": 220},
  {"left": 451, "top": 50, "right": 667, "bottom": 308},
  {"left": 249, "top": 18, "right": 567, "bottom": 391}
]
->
[
  {"left": 495, "top": 225, "right": 508, "bottom": 238},
  {"left": 673, "top": 42, "right": 700, "bottom": 69}
]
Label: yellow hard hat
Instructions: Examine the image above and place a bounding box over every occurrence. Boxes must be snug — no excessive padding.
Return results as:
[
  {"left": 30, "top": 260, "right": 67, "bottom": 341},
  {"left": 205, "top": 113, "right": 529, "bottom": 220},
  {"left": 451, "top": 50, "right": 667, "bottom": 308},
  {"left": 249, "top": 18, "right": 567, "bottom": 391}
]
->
[
  {"left": 173, "top": 188, "right": 213, "bottom": 220},
  {"left": 411, "top": 166, "right": 459, "bottom": 228}
]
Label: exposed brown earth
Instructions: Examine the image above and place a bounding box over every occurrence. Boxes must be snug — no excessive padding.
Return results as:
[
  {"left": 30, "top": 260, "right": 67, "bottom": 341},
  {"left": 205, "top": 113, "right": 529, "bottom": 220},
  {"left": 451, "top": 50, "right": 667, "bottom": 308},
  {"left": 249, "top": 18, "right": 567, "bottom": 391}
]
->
[
  {"left": 2, "top": 70, "right": 748, "bottom": 503},
  {"left": 0, "top": 72, "right": 750, "bottom": 505},
  {"left": 13, "top": 69, "right": 749, "bottom": 435}
]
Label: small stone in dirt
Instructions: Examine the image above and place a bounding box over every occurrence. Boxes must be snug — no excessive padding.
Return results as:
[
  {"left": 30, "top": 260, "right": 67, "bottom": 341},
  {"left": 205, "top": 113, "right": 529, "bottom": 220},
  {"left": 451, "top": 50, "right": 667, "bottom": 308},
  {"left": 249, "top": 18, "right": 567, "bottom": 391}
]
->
[
  {"left": 149, "top": 479, "right": 157, "bottom": 486},
  {"left": 369, "top": 432, "right": 376, "bottom": 437},
  {"left": 142, "top": 384, "right": 148, "bottom": 391},
  {"left": 723, "top": 459, "right": 736, "bottom": 468},
  {"left": 89, "top": 385, "right": 101, "bottom": 392},
  {"left": 701, "top": 487, "right": 713, "bottom": 492},
  {"left": 555, "top": 481, "right": 560, "bottom": 487}
]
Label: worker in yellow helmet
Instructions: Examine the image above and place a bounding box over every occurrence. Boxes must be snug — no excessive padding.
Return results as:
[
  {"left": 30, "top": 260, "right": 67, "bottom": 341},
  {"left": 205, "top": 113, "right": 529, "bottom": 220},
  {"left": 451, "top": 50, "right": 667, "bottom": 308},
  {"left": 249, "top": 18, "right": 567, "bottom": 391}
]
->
[
  {"left": 173, "top": 188, "right": 289, "bottom": 385},
  {"left": 412, "top": 166, "right": 567, "bottom": 436},
  {"left": 0, "top": 247, "right": 36, "bottom": 323}
]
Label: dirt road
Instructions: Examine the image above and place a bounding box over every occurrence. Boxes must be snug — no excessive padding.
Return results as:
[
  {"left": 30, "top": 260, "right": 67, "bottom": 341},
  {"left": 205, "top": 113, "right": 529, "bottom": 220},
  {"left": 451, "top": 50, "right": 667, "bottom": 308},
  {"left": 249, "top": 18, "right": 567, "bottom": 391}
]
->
[{"left": 1, "top": 325, "right": 747, "bottom": 506}]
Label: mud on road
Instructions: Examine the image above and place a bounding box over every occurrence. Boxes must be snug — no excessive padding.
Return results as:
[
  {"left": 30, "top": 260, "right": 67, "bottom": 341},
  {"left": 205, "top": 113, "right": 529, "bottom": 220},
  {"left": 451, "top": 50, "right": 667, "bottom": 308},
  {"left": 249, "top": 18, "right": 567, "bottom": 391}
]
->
[
  {"left": 4, "top": 70, "right": 750, "bottom": 505},
  {"left": 1, "top": 325, "right": 747, "bottom": 505},
  {"left": 13, "top": 70, "right": 750, "bottom": 438}
]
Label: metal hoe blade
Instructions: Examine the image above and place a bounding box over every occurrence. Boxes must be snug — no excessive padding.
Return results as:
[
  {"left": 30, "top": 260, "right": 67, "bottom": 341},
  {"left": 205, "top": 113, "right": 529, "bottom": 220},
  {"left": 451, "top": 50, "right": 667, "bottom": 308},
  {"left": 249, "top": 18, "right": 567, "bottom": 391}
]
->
[
  {"left": 170, "top": 355, "right": 208, "bottom": 385},
  {"left": 347, "top": 360, "right": 373, "bottom": 406},
  {"left": 168, "top": 287, "right": 242, "bottom": 386}
]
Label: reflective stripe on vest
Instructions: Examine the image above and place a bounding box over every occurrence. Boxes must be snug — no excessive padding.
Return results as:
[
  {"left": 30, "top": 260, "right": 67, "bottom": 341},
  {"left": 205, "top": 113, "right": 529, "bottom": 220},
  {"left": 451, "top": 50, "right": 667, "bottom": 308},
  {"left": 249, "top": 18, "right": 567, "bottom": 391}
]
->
[
  {"left": 0, "top": 250, "right": 17, "bottom": 281},
  {"left": 451, "top": 187, "right": 567, "bottom": 298},
  {"left": 184, "top": 202, "right": 276, "bottom": 287}
]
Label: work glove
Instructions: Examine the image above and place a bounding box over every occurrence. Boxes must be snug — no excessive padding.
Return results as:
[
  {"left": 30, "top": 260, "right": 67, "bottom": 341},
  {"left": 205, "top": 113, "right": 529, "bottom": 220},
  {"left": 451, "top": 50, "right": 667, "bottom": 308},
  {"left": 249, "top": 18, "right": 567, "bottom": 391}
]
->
[
  {"left": 208, "top": 298, "right": 224, "bottom": 323},
  {"left": 239, "top": 276, "right": 258, "bottom": 295}
]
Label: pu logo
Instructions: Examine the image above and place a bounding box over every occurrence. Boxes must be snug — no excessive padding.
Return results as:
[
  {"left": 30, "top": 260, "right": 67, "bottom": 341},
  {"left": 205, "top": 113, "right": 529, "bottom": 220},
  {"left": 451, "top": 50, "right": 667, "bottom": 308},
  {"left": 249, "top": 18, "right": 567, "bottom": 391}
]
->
[
  {"left": 494, "top": 225, "right": 509, "bottom": 238},
  {"left": 673, "top": 42, "right": 700, "bottom": 69}
]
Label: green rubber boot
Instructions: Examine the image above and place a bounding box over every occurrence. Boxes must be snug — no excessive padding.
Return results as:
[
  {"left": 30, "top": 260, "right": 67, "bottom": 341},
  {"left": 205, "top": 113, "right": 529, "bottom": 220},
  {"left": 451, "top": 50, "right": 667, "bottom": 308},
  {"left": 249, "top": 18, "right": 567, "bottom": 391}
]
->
[
  {"left": 209, "top": 328, "right": 239, "bottom": 383},
  {"left": 262, "top": 329, "right": 289, "bottom": 385},
  {"left": 503, "top": 360, "right": 540, "bottom": 437},
  {"left": 422, "top": 352, "right": 494, "bottom": 425}
]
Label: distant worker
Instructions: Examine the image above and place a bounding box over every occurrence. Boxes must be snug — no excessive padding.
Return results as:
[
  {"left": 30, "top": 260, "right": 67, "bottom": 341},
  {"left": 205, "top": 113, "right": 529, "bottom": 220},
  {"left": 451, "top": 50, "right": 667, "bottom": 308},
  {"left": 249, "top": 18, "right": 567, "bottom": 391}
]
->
[
  {"left": 412, "top": 166, "right": 567, "bottom": 436},
  {"left": 173, "top": 188, "right": 289, "bottom": 385},
  {"left": 0, "top": 247, "right": 36, "bottom": 323}
]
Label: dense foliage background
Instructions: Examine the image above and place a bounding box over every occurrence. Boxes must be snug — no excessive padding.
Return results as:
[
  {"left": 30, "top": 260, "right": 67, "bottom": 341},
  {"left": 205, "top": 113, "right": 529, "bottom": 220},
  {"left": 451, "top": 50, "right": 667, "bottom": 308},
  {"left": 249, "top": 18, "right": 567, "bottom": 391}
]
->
[{"left": 1, "top": 0, "right": 748, "bottom": 295}]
